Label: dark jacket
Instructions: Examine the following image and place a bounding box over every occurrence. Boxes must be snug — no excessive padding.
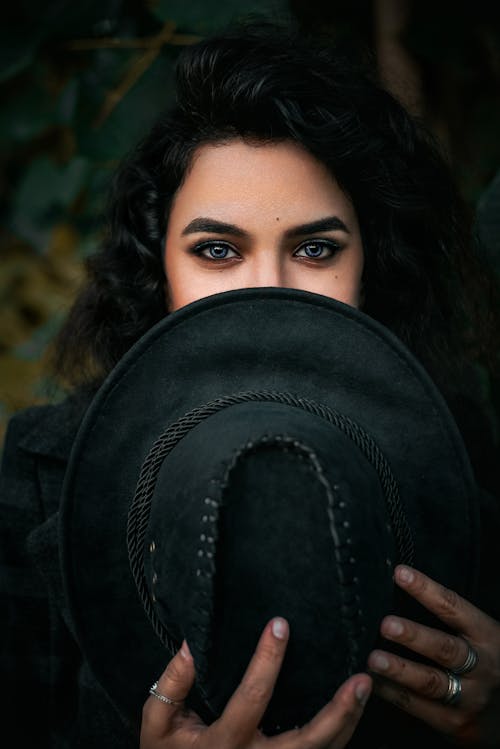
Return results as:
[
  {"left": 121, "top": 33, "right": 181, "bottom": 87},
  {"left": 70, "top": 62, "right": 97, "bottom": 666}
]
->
[
  {"left": 1, "top": 389, "right": 499, "bottom": 748},
  {"left": 0, "top": 392, "right": 136, "bottom": 748}
]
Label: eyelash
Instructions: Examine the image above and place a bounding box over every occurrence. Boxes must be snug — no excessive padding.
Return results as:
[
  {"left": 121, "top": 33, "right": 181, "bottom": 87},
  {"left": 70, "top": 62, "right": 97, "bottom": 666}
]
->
[{"left": 190, "top": 239, "right": 342, "bottom": 262}]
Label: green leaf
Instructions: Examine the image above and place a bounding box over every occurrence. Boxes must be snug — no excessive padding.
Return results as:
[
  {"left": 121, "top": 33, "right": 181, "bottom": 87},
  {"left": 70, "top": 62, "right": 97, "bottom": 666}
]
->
[
  {"left": 9, "top": 156, "right": 90, "bottom": 250},
  {"left": 75, "top": 53, "right": 176, "bottom": 162},
  {"left": 13, "top": 155, "right": 90, "bottom": 215},
  {"left": 0, "top": 68, "right": 81, "bottom": 147}
]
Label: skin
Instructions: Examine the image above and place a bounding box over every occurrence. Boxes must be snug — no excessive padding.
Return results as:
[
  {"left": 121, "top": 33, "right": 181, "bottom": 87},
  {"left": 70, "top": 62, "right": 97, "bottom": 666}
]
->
[
  {"left": 141, "top": 619, "right": 372, "bottom": 749},
  {"left": 147, "top": 138, "right": 500, "bottom": 747},
  {"left": 164, "top": 139, "right": 364, "bottom": 312},
  {"left": 369, "top": 565, "right": 500, "bottom": 747},
  {"left": 141, "top": 568, "right": 500, "bottom": 748}
]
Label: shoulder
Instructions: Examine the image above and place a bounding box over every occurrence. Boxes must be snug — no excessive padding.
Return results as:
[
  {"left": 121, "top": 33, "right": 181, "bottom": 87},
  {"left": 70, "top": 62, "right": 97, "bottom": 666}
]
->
[
  {"left": 2, "top": 387, "right": 96, "bottom": 464},
  {"left": 0, "top": 388, "right": 96, "bottom": 608},
  {"left": 1, "top": 388, "right": 96, "bottom": 520}
]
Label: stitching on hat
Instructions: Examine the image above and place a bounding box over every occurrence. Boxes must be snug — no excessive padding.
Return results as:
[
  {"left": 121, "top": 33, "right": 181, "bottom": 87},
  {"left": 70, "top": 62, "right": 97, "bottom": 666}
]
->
[
  {"left": 193, "top": 434, "right": 363, "bottom": 713},
  {"left": 127, "top": 391, "right": 410, "bottom": 660},
  {"left": 236, "top": 436, "right": 364, "bottom": 671}
]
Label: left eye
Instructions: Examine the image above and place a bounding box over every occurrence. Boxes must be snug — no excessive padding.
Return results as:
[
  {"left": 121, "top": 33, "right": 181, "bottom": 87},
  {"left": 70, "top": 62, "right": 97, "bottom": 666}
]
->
[
  {"left": 195, "top": 242, "right": 238, "bottom": 260},
  {"left": 294, "top": 240, "right": 338, "bottom": 259}
]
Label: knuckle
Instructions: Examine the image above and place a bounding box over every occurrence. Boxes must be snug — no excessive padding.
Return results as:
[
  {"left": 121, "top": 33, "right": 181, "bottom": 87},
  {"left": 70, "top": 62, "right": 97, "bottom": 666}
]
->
[
  {"left": 412, "top": 574, "right": 428, "bottom": 595},
  {"left": 164, "top": 657, "right": 186, "bottom": 687},
  {"left": 420, "top": 668, "right": 444, "bottom": 698},
  {"left": 390, "top": 654, "right": 407, "bottom": 675},
  {"left": 239, "top": 678, "right": 271, "bottom": 706},
  {"left": 402, "top": 622, "right": 417, "bottom": 645},
  {"left": 437, "top": 586, "right": 460, "bottom": 619},
  {"left": 438, "top": 634, "right": 460, "bottom": 663}
]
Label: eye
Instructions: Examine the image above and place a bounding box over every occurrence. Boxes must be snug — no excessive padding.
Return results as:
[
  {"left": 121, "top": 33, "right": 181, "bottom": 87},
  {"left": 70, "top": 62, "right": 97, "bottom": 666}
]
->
[
  {"left": 294, "top": 239, "right": 340, "bottom": 259},
  {"left": 192, "top": 241, "right": 239, "bottom": 260}
]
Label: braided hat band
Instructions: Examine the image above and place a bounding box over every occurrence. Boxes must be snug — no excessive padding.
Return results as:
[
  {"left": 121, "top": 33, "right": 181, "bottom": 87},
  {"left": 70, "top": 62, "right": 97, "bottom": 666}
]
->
[
  {"left": 60, "top": 287, "right": 478, "bottom": 739},
  {"left": 127, "top": 390, "right": 414, "bottom": 656}
]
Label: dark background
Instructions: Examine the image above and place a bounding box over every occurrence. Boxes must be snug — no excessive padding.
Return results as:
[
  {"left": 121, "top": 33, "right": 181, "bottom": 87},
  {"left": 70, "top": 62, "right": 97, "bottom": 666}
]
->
[{"left": 1, "top": 0, "right": 499, "bottom": 442}]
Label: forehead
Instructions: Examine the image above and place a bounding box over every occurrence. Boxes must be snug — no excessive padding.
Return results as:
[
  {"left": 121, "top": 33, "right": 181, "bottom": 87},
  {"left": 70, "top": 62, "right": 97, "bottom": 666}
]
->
[{"left": 169, "top": 138, "right": 356, "bottom": 223}]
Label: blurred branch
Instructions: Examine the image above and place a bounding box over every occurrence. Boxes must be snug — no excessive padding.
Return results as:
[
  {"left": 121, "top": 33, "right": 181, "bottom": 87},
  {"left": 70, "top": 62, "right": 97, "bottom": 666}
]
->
[
  {"left": 66, "top": 32, "right": 201, "bottom": 50},
  {"left": 65, "top": 21, "right": 200, "bottom": 127}
]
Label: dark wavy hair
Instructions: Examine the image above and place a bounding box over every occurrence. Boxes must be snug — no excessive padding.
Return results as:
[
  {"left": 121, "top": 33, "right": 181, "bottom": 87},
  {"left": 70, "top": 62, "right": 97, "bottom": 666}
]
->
[{"left": 54, "top": 20, "right": 499, "bottom": 400}]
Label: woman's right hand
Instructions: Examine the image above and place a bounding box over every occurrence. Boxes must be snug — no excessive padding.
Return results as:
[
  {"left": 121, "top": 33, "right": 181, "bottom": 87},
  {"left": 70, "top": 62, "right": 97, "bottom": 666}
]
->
[{"left": 140, "top": 617, "right": 372, "bottom": 748}]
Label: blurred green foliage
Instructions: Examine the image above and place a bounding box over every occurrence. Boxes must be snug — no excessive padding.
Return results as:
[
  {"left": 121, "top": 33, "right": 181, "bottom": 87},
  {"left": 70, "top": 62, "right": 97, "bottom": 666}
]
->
[
  {"left": 0, "top": 0, "right": 287, "bottom": 434},
  {"left": 1, "top": 0, "right": 499, "bottom": 443}
]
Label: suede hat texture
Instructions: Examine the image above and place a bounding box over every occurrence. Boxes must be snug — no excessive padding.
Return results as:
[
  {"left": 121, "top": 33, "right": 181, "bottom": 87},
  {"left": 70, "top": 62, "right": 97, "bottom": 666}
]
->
[{"left": 60, "top": 287, "right": 479, "bottom": 737}]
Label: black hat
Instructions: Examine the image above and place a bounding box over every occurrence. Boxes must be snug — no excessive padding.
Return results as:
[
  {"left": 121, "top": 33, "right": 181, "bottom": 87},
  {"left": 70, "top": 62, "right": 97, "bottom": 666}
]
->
[{"left": 60, "top": 287, "right": 479, "bottom": 736}]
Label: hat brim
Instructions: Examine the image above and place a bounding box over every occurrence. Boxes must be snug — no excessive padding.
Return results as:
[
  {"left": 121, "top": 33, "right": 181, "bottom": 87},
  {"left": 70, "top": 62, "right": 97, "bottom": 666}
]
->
[{"left": 59, "top": 287, "right": 479, "bottom": 730}]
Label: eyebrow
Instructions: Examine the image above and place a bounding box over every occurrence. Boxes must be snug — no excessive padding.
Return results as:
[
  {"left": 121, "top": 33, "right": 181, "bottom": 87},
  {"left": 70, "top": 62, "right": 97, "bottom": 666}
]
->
[
  {"left": 181, "top": 215, "right": 350, "bottom": 237},
  {"left": 182, "top": 218, "right": 246, "bottom": 237},
  {"left": 285, "top": 216, "right": 350, "bottom": 237}
]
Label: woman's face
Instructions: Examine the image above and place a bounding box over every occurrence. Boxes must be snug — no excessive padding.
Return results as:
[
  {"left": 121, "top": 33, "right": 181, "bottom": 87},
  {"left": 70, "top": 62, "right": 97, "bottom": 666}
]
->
[{"left": 164, "top": 139, "right": 364, "bottom": 312}]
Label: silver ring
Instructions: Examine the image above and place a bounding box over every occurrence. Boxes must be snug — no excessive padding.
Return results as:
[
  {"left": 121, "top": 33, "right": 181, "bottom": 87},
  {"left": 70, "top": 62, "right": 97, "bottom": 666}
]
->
[
  {"left": 452, "top": 639, "right": 479, "bottom": 675},
  {"left": 443, "top": 671, "right": 462, "bottom": 706},
  {"left": 149, "top": 681, "right": 183, "bottom": 707}
]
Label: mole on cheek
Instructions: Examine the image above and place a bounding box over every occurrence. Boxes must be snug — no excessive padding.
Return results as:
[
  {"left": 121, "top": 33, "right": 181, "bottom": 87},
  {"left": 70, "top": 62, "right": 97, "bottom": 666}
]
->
[{"left": 276, "top": 217, "right": 280, "bottom": 221}]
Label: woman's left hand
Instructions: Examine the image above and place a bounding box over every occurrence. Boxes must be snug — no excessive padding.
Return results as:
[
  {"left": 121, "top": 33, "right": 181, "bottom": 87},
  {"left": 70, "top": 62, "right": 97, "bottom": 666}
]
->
[{"left": 367, "top": 565, "right": 500, "bottom": 747}]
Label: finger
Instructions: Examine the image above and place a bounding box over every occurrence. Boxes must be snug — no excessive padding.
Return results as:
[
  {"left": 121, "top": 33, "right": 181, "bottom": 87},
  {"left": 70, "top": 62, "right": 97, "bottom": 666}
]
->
[
  {"left": 373, "top": 678, "right": 471, "bottom": 740},
  {"left": 272, "top": 674, "right": 372, "bottom": 749},
  {"left": 142, "top": 641, "right": 196, "bottom": 739},
  {"left": 393, "top": 565, "right": 494, "bottom": 638},
  {"left": 212, "top": 617, "right": 289, "bottom": 746},
  {"left": 368, "top": 649, "right": 451, "bottom": 701},
  {"left": 379, "top": 614, "right": 472, "bottom": 672}
]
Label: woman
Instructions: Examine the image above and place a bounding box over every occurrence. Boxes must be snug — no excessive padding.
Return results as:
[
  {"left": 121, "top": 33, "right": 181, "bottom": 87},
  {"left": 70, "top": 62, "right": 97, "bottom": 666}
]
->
[{"left": 1, "top": 20, "right": 499, "bottom": 749}]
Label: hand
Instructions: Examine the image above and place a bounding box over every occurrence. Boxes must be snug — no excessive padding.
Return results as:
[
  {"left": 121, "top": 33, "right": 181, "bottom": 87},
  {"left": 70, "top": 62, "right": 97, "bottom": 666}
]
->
[
  {"left": 141, "top": 617, "right": 372, "bottom": 748},
  {"left": 367, "top": 565, "right": 500, "bottom": 747}
]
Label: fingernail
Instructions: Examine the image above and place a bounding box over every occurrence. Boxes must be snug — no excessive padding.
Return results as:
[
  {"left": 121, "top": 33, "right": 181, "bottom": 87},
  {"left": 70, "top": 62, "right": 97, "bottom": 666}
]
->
[
  {"left": 371, "top": 653, "right": 390, "bottom": 671},
  {"left": 272, "top": 617, "right": 288, "bottom": 640},
  {"left": 355, "top": 683, "right": 370, "bottom": 707},
  {"left": 397, "top": 566, "right": 414, "bottom": 585},
  {"left": 180, "top": 640, "right": 192, "bottom": 660},
  {"left": 385, "top": 618, "right": 404, "bottom": 637}
]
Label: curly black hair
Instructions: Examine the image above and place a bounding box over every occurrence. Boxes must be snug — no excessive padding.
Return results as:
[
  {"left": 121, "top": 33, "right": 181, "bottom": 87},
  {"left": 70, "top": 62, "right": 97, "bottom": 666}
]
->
[{"left": 54, "top": 20, "right": 499, "bottom": 401}]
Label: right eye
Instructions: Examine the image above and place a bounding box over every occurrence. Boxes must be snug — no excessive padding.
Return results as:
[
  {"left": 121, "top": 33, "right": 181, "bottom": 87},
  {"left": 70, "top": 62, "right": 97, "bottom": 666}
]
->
[{"left": 192, "top": 241, "right": 239, "bottom": 260}]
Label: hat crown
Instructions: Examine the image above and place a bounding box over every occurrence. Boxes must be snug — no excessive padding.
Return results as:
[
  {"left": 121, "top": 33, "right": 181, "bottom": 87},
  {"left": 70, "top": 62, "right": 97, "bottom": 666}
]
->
[
  {"left": 140, "top": 399, "right": 398, "bottom": 731},
  {"left": 60, "top": 288, "right": 479, "bottom": 742}
]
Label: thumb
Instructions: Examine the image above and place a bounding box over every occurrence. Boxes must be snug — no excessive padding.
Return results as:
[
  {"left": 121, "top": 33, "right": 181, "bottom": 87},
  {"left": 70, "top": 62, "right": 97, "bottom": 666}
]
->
[{"left": 142, "top": 641, "right": 196, "bottom": 740}]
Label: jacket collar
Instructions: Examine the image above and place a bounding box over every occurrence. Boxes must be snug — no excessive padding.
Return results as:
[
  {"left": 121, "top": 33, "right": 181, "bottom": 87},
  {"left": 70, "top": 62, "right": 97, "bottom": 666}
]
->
[{"left": 18, "top": 388, "right": 96, "bottom": 461}]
